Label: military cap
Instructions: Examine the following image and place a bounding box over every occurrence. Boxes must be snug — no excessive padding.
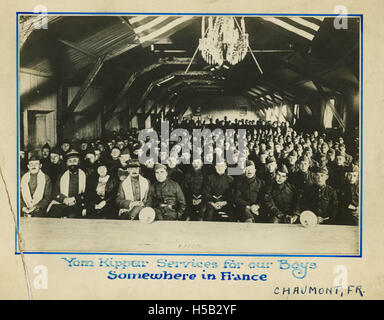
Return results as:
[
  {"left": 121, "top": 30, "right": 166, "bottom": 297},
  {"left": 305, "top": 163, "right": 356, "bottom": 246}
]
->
[
  {"left": 245, "top": 160, "right": 255, "bottom": 167},
  {"left": 28, "top": 151, "right": 41, "bottom": 162},
  {"left": 154, "top": 163, "right": 167, "bottom": 171},
  {"left": 50, "top": 147, "right": 62, "bottom": 156},
  {"left": 312, "top": 166, "right": 328, "bottom": 175},
  {"left": 276, "top": 163, "right": 289, "bottom": 174},
  {"left": 42, "top": 143, "right": 50, "bottom": 150},
  {"left": 266, "top": 156, "right": 277, "bottom": 164},
  {"left": 65, "top": 149, "right": 80, "bottom": 160},
  {"left": 127, "top": 159, "right": 141, "bottom": 168}
]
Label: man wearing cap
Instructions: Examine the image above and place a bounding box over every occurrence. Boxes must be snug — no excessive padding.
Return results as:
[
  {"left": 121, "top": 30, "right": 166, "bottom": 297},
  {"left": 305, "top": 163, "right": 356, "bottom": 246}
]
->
[
  {"left": 298, "top": 166, "right": 338, "bottom": 224},
  {"left": 235, "top": 160, "right": 265, "bottom": 223},
  {"left": 40, "top": 143, "right": 51, "bottom": 175},
  {"left": 145, "top": 163, "right": 186, "bottom": 221},
  {"left": 60, "top": 140, "right": 71, "bottom": 155},
  {"left": 112, "top": 147, "right": 131, "bottom": 182},
  {"left": 116, "top": 159, "right": 149, "bottom": 220},
  {"left": 261, "top": 156, "right": 278, "bottom": 186},
  {"left": 284, "top": 150, "right": 298, "bottom": 174},
  {"left": 47, "top": 149, "right": 87, "bottom": 218},
  {"left": 20, "top": 153, "right": 52, "bottom": 217},
  {"left": 46, "top": 146, "right": 65, "bottom": 184},
  {"left": 203, "top": 161, "right": 235, "bottom": 222},
  {"left": 337, "top": 163, "right": 359, "bottom": 225},
  {"left": 264, "top": 163, "right": 300, "bottom": 224},
  {"left": 82, "top": 147, "right": 97, "bottom": 177},
  {"left": 183, "top": 158, "right": 206, "bottom": 221},
  {"left": 288, "top": 156, "right": 314, "bottom": 192}
]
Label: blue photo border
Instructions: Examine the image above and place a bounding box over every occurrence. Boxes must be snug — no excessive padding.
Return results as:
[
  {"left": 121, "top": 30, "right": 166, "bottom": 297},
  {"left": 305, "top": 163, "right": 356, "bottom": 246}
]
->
[{"left": 15, "top": 12, "right": 363, "bottom": 258}]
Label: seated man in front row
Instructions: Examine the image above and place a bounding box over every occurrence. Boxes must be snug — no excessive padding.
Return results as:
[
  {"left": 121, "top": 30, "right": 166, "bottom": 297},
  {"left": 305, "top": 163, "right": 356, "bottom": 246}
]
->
[
  {"left": 145, "top": 164, "right": 186, "bottom": 220},
  {"left": 116, "top": 159, "right": 149, "bottom": 220},
  {"left": 20, "top": 153, "right": 52, "bottom": 217},
  {"left": 234, "top": 160, "right": 265, "bottom": 223},
  {"left": 203, "top": 160, "right": 235, "bottom": 222},
  {"left": 264, "top": 163, "right": 300, "bottom": 223},
  {"left": 299, "top": 166, "right": 338, "bottom": 225},
  {"left": 47, "top": 149, "right": 87, "bottom": 218}
]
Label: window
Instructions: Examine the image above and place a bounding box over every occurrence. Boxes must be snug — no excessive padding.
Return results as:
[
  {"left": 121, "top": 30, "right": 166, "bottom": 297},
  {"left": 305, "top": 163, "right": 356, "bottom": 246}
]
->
[{"left": 324, "top": 99, "right": 335, "bottom": 129}]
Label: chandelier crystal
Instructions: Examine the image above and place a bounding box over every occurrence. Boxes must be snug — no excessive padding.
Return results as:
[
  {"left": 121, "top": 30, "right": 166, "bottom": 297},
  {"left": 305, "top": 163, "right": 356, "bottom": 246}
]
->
[{"left": 198, "top": 16, "right": 249, "bottom": 66}]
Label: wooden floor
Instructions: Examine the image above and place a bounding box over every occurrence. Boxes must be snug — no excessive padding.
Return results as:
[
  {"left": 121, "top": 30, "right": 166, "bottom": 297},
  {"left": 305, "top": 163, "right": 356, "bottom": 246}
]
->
[{"left": 19, "top": 217, "right": 360, "bottom": 255}]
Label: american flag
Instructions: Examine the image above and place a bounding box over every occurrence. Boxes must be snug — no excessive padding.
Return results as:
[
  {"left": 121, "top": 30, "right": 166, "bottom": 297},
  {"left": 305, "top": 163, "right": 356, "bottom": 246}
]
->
[
  {"left": 127, "top": 15, "right": 195, "bottom": 46},
  {"left": 260, "top": 16, "right": 325, "bottom": 41}
]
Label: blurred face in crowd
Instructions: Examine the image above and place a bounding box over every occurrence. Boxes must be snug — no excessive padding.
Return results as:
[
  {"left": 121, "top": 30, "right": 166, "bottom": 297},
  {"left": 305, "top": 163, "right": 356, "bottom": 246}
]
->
[
  {"left": 346, "top": 171, "right": 358, "bottom": 185},
  {"left": 288, "top": 154, "right": 297, "bottom": 165},
  {"left": 321, "top": 143, "right": 329, "bottom": 154},
  {"left": 314, "top": 172, "right": 328, "bottom": 187},
  {"left": 80, "top": 142, "right": 88, "bottom": 151},
  {"left": 192, "top": 159, "right": 203, "bottom": 171},
  {"left": 20, "top": 151, "right": 25, "bottom": 159},
  {"left": 266, "top": 161, "right": 276, "bottom": 173},
  {"left": 275, "top": 170, "right": 288, "bottom": 185},
  {"left": 128, "top": 166, "right": 140, "bottom": 178},
  {"left": 61, "top": 143, "right": 70, "bottom": 152},
  {"left": 42, "top": 148, "right": 50, "bottom": 159},
  {"left": 336, "top": 155, "right": 346, "bottom": 166},
  {"left": 94, "top": 150, "right": 101, "bottom": 161},
  {"left": 66, "top": 157, "right": 80, "bottom": 173},
  {"left": 304, "top": 148, "right": 313, "bottom": 158},
  {"left": 318, "top": 156, "right": 328, "bottom": 168},
  {"left": 111, "top": 148, "right": 121, "bottom": 160},
  {"left": 245, "top": 164, "right": 256, "bottom": 179},
  {"left": 117, "top": 141, "right": 125, "bottom": 150},
  {"left": 145, "top": 159, "right": 154, "bottom": 169},
  {"left": 215, "top": 162, "right": 227, "bottom": 175},
  {"left": 167, "top": 157, "right": 177, "bottom": 169},
  {"left": 97, "top": 144, "right": 105, "bottom": 152},
  {"left": 97, "top": 165, "right": 108, "bottom": 178},
  {"left": 85, "top": 153, "right": 96, "bottom": 164},
  {"left": 27, "top": 160, "right": 41, "bottom": 175},
  {"left": 259, "top": 153, "right": 267, "bottom": 164},
  {"left": 119, "top": 154, "right": 130, "bottom": 166},
  {"left": 50, "top": 153, "right": 60, "bottom": 165},
  {"left": 298, "top": 159, "right": 309, "bottom": 173},
  {"left": 327, "top": 151, "right": 335, "bottom": 162},
  {"left": 155, "top": 167, "right": 167, "bottom": 183}
]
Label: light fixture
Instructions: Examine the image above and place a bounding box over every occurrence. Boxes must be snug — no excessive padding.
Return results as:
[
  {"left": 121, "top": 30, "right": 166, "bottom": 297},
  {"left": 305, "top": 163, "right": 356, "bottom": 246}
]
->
[{"left": 198, "top": 16, "right": 249, "bottom": 66}]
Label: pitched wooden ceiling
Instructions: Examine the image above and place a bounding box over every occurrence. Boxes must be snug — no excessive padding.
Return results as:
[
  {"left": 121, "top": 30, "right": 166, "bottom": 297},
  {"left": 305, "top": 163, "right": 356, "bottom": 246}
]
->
[{"left": 20, "top": 15, "right": 360, "bottom": 116}]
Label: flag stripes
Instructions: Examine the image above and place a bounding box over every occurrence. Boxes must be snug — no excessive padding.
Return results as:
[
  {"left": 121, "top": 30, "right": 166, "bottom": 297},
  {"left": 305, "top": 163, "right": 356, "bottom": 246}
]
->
[
  {"left": 261, "top": 16, "right": 325, "bottom": 41},
  {"left": 127, "top": 15, "right": 195, "bottom": 45}
]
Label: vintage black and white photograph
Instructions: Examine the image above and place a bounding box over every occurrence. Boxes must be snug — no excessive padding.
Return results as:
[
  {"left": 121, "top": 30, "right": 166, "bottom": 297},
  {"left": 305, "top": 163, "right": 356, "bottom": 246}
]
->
[{"left": 18, "top": 14, "right": 361, "bottom": 255}]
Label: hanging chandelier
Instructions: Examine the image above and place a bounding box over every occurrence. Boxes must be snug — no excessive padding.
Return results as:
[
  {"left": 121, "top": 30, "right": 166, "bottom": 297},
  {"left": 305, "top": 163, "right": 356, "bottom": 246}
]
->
[{"left": 198, "top": 16, "right": 249, "bottom": 66}]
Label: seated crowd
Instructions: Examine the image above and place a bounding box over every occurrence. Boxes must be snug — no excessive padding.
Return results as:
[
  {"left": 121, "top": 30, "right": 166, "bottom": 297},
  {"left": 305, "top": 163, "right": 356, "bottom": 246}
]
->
[{"left": 19, "top": 119, "right": 359, "bottom": 225}]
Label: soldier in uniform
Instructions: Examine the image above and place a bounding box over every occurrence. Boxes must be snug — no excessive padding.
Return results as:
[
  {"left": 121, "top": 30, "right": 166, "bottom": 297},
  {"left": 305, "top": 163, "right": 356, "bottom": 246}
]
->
[
  {"left": 298, "top": 166, "right": 338, "bottom": 224},
  {"left": 289, "top": 156, "right": 314, "bottom": 192},
  {"left": 20, "top": 153, "right": 52, "bottom": 217},
  {"left": 337, "top": 163, "right": 359, "bottom": 225},
  {"left": 261, "top": 156, "right": 277, "bottom": 186},
  {"left": 183, "top": 159, "right": 206, "bottom": 221},
  {"left": 203, "top": 161, "right": 235, "bottom": 222},
  {"left": 234, "top": 160, "right": 265, "bottom": 223},
  {"left": 47, "top": 149, "right": 87, "bottom": 218},
  {"left": 145, "top": 164, "right": 186, "bottom": 221},
  {"left": 264, "top": 163, "right": 300, "bottom": 224}
]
